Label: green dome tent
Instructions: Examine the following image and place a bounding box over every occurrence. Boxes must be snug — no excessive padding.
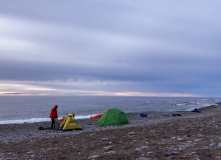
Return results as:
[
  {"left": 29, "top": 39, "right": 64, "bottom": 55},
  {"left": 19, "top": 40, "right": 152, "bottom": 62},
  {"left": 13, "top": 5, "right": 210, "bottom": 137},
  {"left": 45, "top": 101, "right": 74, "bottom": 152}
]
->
[{"left": 96, "top": 108, "right": 129, "bottom": 126}]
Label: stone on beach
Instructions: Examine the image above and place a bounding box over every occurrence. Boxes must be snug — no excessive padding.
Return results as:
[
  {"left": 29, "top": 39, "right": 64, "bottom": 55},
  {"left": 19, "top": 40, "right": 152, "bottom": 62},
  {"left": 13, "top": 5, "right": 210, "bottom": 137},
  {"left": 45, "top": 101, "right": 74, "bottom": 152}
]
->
[
  {"left": 101, "top": 138, "right": 109, "bottom": 141},
  {"left": 218, "top": 143, "right": 221, "bottom": 147},
  {"left": 103, "top": 145, "right": 112, "bottom": 150},
  {"left": 136, "top": 157, "right": 149, "bottom": 160},
  {"left": 88, "top": 155, "right": 99, "bottom": 159},
  {"left": 128, "top": 131, "right": 135, "bottom": 135},
  {"left": 140, "top": 146, "right": 149, "bottom": 150}
]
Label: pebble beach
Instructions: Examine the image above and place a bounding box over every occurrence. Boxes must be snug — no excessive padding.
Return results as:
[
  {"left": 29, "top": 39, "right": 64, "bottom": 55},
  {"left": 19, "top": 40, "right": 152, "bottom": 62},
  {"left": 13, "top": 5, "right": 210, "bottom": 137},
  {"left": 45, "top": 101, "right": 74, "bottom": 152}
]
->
[{"left": 1, "top": 104, "right": 221, "bottom": 160}]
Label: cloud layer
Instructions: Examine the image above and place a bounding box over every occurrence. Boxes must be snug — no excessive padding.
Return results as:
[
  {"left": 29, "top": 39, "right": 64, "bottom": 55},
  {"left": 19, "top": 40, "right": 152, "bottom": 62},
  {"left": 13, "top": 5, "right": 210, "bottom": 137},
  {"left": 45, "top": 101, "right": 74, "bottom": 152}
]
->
[{"left": 1, "top": 0, "right": 221, "bottom": 96}]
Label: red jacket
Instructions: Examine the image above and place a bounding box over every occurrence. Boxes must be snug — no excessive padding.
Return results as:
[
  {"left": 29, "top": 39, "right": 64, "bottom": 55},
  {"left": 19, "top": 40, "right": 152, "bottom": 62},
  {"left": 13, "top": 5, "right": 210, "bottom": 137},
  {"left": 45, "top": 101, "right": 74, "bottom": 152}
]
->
[{"left": 49, "top": 107, "right": 58, "bottom": 119}]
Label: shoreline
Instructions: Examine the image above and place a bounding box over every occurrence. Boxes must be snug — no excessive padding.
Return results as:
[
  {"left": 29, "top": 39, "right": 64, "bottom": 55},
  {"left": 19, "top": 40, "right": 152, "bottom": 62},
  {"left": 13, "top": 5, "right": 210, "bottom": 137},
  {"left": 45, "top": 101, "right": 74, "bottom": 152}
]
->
[
  {"left": 1, "top": 104, "right": 221, "bottom": 159},
  {"left": 0, "top": 103, "right": 220, "bottom": 142},
  {"left": 0, "top": 102, "right": 219, "bottom": 125}
]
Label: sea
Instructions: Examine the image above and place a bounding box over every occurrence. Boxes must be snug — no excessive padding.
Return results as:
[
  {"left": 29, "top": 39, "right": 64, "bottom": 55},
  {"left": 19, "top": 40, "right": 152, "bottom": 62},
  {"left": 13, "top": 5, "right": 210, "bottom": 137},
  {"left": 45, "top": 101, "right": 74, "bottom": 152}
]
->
[{"left": 0, "top": 96, "right": 220, "bottom": 124}]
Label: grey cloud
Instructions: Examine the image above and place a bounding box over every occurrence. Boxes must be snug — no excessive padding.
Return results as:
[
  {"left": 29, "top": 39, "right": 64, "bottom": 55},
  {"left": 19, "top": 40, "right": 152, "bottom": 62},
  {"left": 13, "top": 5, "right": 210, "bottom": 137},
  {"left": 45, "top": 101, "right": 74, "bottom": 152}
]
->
[
  {"left": 1, "top": 0, "right": 221, "bottom": 96},
  {"left": 4, "top": 92, "right": 27, "bottom": 95}
]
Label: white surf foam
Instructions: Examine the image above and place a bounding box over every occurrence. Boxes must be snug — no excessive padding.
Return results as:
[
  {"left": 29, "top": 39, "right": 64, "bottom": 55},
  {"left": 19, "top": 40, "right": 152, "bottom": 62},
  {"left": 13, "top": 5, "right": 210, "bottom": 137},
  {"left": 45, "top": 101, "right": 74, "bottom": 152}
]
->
[
  {"left": 0, "top": 118, "right": 51, "bottom": 125},
  {"left": 0, "top": 115, "right": 95, "bottom": 125}
]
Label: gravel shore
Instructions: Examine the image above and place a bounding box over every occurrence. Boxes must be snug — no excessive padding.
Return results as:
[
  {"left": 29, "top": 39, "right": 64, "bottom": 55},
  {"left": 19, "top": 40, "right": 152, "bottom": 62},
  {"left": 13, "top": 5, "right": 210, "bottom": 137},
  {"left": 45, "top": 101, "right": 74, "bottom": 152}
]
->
[{"left": 1, "top": 104, "right": 221, "bottom": 159}]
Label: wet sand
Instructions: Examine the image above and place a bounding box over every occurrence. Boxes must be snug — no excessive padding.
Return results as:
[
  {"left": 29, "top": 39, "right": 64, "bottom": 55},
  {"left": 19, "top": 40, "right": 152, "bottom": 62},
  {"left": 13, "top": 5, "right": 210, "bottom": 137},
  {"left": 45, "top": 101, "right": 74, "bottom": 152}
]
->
[{"left": 1, "top": 104, "right": 221, "bottom": 160}]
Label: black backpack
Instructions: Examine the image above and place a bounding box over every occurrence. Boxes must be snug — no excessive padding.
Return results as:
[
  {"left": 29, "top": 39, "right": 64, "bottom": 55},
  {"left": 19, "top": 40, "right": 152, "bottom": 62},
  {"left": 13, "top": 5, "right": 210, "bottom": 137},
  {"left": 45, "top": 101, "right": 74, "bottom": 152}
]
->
[{"left": 39, "top": 126, "right": 44, "bottom": 130}]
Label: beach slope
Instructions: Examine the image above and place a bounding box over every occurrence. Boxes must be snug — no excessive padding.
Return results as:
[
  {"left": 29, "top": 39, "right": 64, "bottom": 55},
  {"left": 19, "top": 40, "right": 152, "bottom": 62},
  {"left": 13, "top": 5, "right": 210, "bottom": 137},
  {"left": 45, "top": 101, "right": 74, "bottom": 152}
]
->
[{"left": 1, "top": 105, "right": 221, "bottom": 160}]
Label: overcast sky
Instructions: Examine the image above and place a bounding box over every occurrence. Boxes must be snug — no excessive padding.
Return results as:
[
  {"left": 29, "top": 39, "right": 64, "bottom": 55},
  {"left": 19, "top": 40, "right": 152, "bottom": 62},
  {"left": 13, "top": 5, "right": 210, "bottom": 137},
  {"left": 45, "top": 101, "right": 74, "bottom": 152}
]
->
[{"left": 0, "top": 0, "right": 221, "bottom": 97}]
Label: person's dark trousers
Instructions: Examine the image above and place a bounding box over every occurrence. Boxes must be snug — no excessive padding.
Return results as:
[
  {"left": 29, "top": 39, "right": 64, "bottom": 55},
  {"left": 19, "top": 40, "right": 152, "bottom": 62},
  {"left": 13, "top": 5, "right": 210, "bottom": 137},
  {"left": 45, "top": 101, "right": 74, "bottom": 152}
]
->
[{"left": 51, "top": 118, "right": 55, "bottom": 129}]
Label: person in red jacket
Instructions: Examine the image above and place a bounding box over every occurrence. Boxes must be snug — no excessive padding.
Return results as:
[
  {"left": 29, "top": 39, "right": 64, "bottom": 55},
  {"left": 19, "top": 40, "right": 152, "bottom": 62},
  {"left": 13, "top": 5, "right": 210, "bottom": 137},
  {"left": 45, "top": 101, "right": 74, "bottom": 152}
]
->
[{"left": 49, "top": 105, "right": 58, "bottom": 129}]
